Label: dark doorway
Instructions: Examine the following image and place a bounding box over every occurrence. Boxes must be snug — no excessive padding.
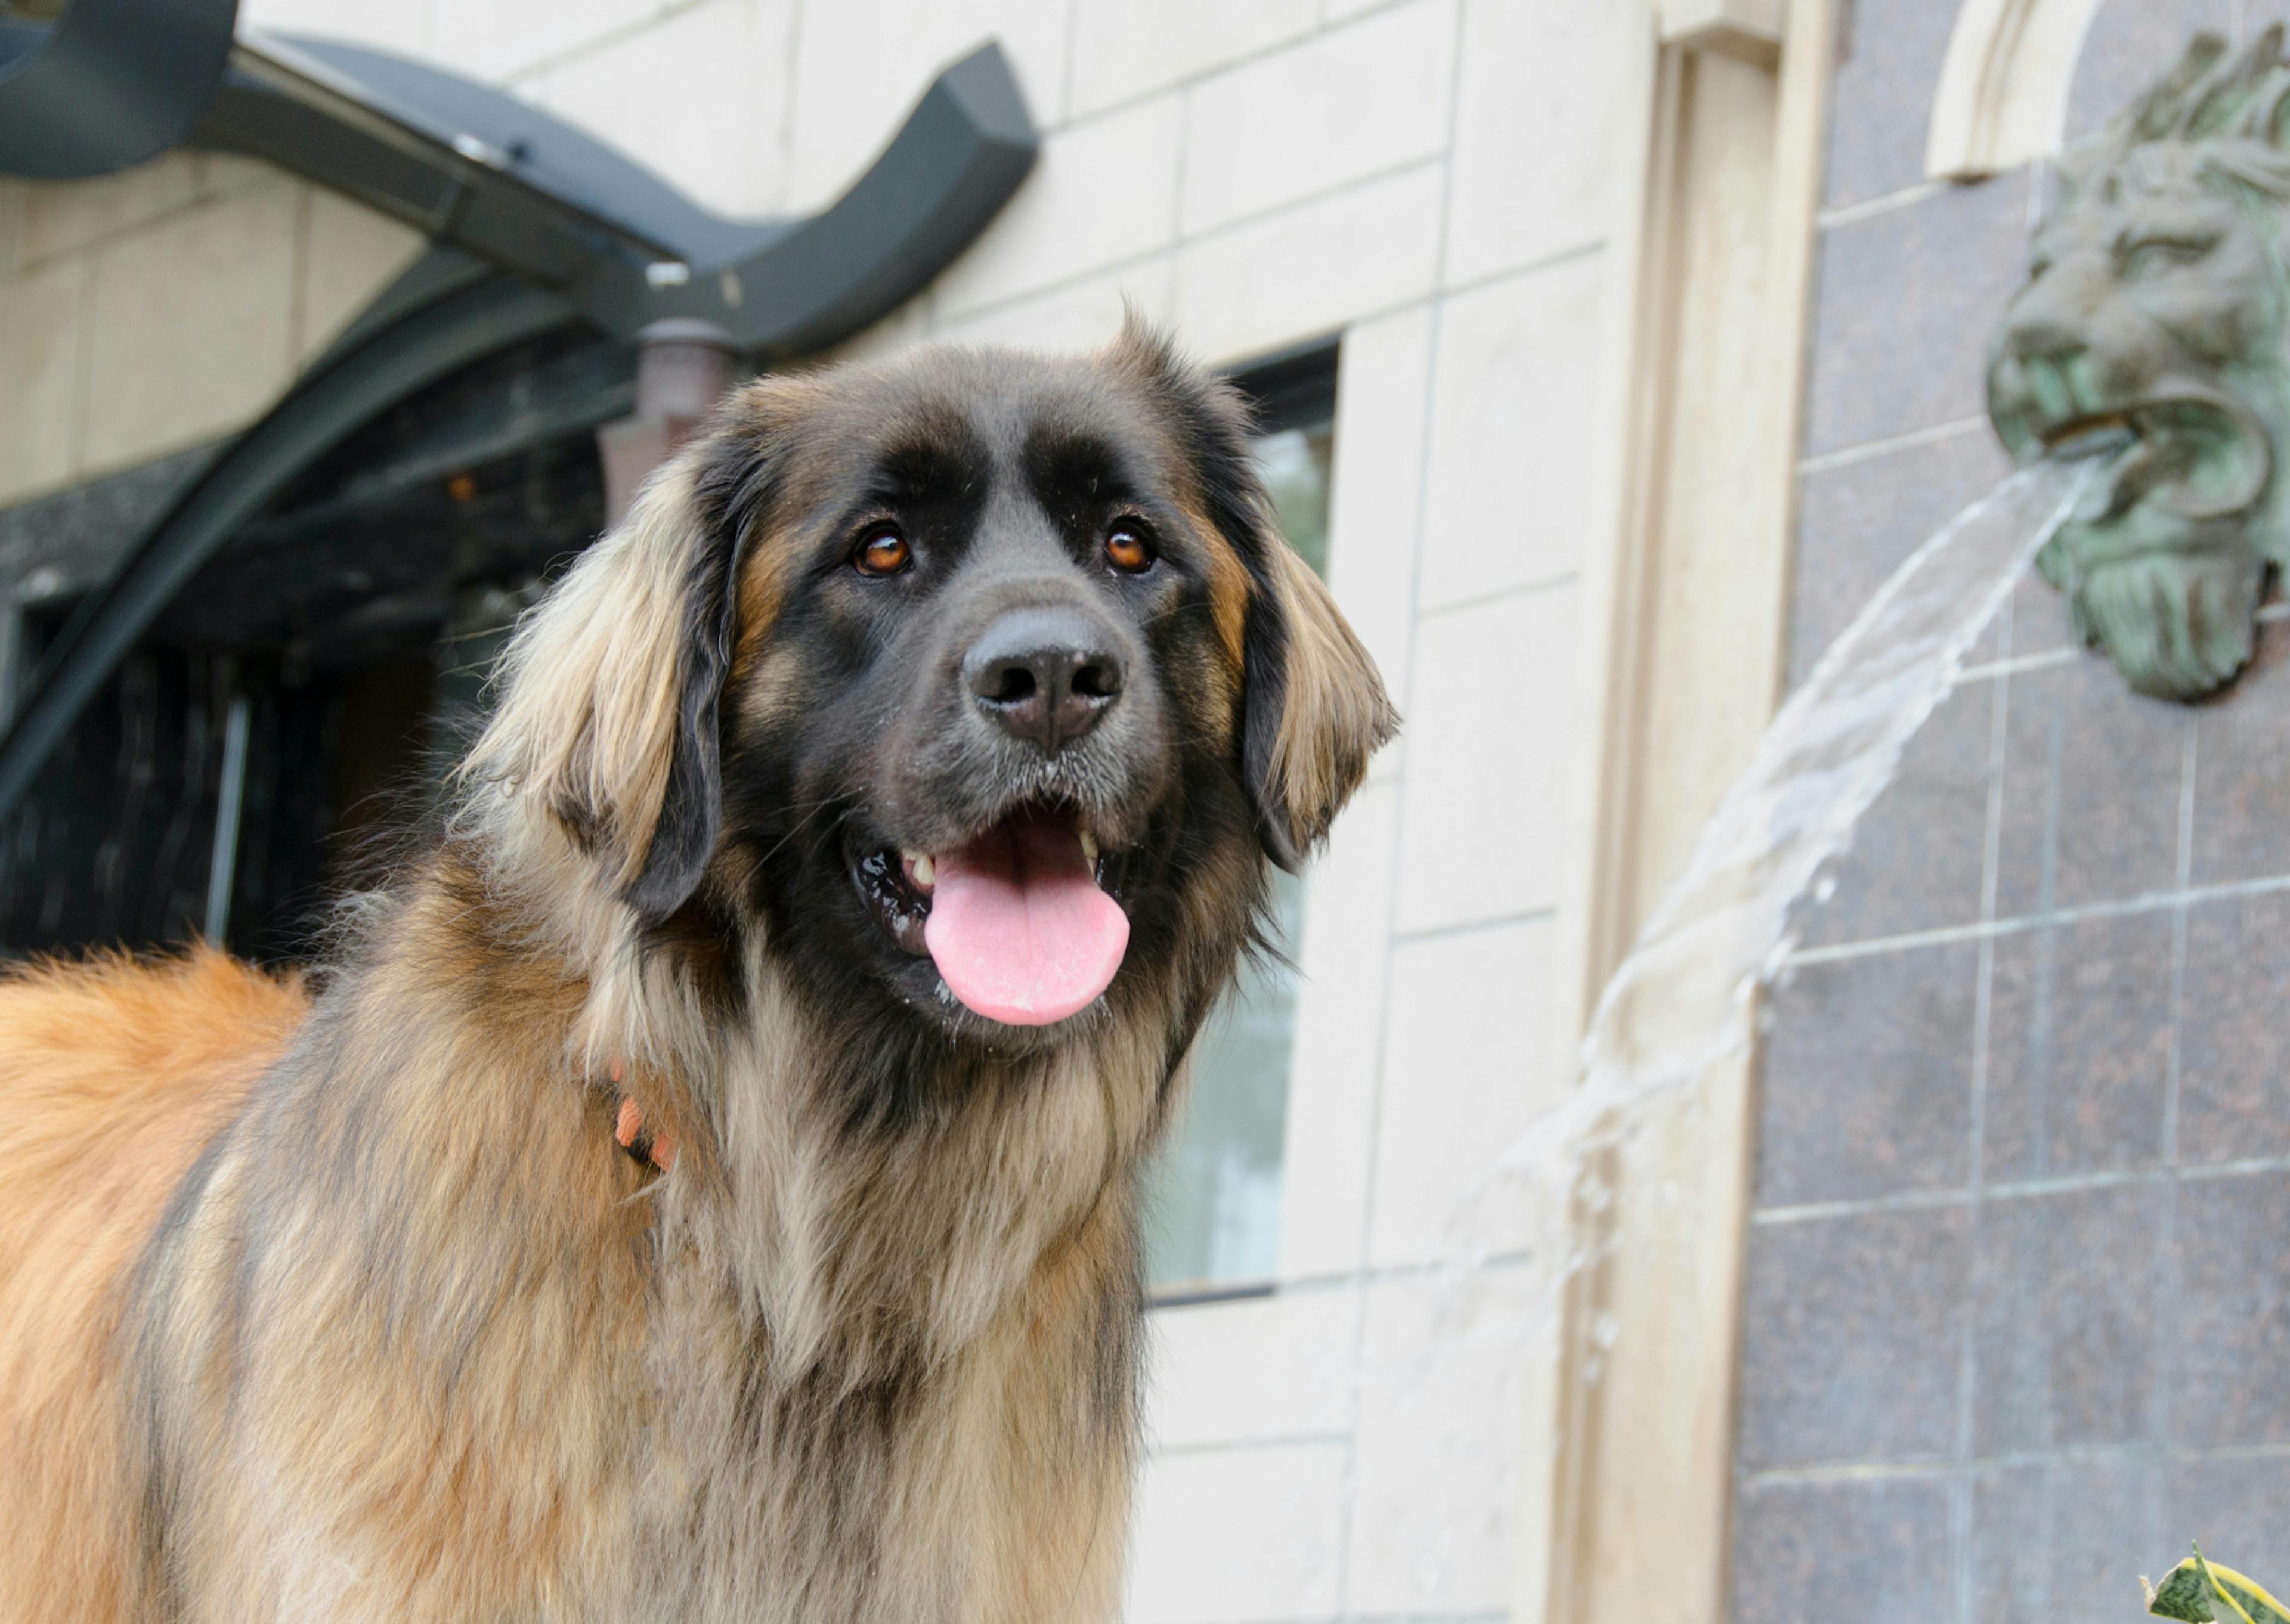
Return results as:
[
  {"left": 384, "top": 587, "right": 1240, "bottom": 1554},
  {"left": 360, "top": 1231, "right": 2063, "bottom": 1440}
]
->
[{"left": 0, "top": 328, "right": 631, "bottom": 962}]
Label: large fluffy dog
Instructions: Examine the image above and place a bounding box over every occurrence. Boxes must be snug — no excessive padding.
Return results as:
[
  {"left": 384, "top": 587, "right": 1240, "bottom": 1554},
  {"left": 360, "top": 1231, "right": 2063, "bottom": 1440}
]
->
[{"left": 0, "top": 324, "right": 1394, "bottom": 1623}]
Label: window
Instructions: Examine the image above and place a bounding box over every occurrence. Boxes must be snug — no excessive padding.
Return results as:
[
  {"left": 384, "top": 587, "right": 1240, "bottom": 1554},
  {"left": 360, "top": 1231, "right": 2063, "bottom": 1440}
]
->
[{"left": 1144, "top": 341, "right": 1339, "bottom": 1298}]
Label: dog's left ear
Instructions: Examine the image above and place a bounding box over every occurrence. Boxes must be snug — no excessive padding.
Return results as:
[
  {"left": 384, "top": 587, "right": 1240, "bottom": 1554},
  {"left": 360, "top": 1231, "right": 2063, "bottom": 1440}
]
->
[
  {"left": 616, "top": 450, "right": 748, "bottom": 923},
  {"left": 1240, "top": 533, "right": 1398, "bottom": 870},
  {"left": 468, "top": 386, "right": 787, "bottom": 923}
]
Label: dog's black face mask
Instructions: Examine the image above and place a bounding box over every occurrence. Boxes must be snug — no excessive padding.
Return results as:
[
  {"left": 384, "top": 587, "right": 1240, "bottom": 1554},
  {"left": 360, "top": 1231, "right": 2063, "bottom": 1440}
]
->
[{"left": 617, "top": 330, "right": 1394, "bottom": 1053}]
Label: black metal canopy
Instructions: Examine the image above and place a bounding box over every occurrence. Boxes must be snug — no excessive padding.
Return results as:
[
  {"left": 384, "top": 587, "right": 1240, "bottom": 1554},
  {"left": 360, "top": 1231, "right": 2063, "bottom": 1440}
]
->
[
  {"left": 198, "top": 32, "right": 1036, "bottom": 352},
  {"left": 0, "top": 1, "right": 1038, "bottom": 823},
  {"left": 0, "top": 0, "right": 237, "bottom": 178}
]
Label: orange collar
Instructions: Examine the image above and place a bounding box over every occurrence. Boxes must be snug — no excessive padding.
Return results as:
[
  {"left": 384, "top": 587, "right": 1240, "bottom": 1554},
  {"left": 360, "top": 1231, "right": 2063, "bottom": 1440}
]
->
[{"left": 608, "top": 1062, "right": 677, "bottom": 1171}]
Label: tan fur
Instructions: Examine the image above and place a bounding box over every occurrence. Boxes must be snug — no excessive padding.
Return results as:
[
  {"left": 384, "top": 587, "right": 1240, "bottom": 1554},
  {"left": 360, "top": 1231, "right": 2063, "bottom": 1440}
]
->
[
  {"left": 1261, "top": 538, "right": 1397, "bottom": 856},
  {"left": 0, "top": 338, "right": 1390, "bottom": 1624},
  {"left": 1193, "top": 499, "right": 1253, "bottom": 674},
  {"left": 0, "top": 512, "right": 1153, "bottom": 1624},
  {"left": 0, "top": 951, "right": 307, "bottom": 1624},
  {"left": 465, "top": 457, "right": 708, "bottom": 895},
  {"left": 725, "top": 379, "right": 817, "bottom": 688}
]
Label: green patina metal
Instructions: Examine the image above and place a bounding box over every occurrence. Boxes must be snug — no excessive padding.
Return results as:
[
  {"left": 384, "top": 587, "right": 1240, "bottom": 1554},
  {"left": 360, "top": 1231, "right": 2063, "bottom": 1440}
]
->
[{"left": 1989, "top": 28, "right": 2290, "bottom": 701}]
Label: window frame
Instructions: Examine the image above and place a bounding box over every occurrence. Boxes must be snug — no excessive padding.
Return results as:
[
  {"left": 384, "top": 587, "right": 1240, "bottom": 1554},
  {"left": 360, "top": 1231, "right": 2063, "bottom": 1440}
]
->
[{"left": 1143, "top": 334, "right": 1342, "bottom": 1312}]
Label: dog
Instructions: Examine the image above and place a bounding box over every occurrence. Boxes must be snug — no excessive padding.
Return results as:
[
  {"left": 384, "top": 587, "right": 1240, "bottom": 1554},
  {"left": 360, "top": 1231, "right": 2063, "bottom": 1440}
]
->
[{"left": 0, "top": 321, "right": 1395, "bottom": 1624}]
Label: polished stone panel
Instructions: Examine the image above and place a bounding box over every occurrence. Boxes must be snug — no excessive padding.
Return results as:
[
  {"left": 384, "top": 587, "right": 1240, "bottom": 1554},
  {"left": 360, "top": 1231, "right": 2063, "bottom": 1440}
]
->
[
  {"left": 0, "top": 257, "right": 84, "bottom": 506},
  {"left": 2178, "top": 894, "right": 2290, "bottom": 1169},
  {"left": 1969, "top": 1457, "right": 2157, "bottom": 1619},
  {"left": 1732, "top": 1476, "right": 1953, "bottom": 1624},
  {"left": 525, "top": 0, "right": 798, "bottom": 221},
  {"left": 1415, "top": 256, "right": 1609, "bottom": 609},
  {"left": 296, "top": 190, "right": 424, "bottom": 365},
  {"left": 1392, "top": 584, "right": 1579, "bottom": 935},
  {"left": 1344, "top": 1271, "right": 1538, "bottom": 1614},
  {"left": 1972, "top": 1184, "right": 2165, "bottom": 1455},
  {"left": 1168, "top": 163, "right": 1446, "bottom": 366},
  {"left": 2006, "top": 568, "right": 2086, "bottom": 662},
  {"left": 2191, "top": 619, "right": 2290, "bottom": 885},
  {"left": 1756, "top": 945, "right": 1978, "bottom": 1208},
  {"left": 1737, "top": 1208, "right": 1970, "bottom": 1471},
  {"left": 1128, "top": 1441, "right": 1347, "bottom": 1623},
  {"left": 1443, "top": 0, "right": 1613, "bottom": 284},
  {"left": 1066, "top": 0, "right": 1317, "bottom": 118},
  {"left": 2167, "top": 1454, "right": 2290, "bottom": 1566},
  {"left": 1821, "top": 0, "right": 1967, "bottom": 210},
  {"left": 1983, "top": 912, "right": 2174, "bottom": 1180},
  {"left": 1803, "top": 176, "right": 2034, "bottom": 458},
  {"left": 17, "top": 152, "right": 200, "bottom": 266},
  {"left": 2170, "top": 1169, "right": 2290, "bottom": 1451},
  {"left": 1995, "top": 658, "right": 2187, "bottom": 918},
  {"left": 1368, "top": 918, "right": 1556, "bottom": 1267},
  {"left": 1177, "top": 0, "right": 1452, "bottom": 237},
  {"left": 82, "top": 183, "right": 301, "bottom": 475},
  {"left": 929, "top": 92, "right": 1184, "bottom": 318}
]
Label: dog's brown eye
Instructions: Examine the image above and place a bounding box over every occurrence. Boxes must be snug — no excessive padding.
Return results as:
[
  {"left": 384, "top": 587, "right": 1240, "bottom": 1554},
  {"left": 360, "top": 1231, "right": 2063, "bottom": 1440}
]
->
[
  {"left": 1104, "top": 525, "right": 1154, "bottom": 574},
  {"left": 855, "top": 526, "right": 912, "bottom": 577}
]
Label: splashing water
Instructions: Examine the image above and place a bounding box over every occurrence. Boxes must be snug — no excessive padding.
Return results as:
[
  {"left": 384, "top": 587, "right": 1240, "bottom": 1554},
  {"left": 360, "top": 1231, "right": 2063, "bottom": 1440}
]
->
[
  {"left": 1561, "top": 448, "right": 2115, "bottom": 1161},
  {"left": 1360, "top": 444, "right": 2126, "bottom": 1607},
  {"left": 1440, "top": 440, "right": 2125, "bottom": 1282}
]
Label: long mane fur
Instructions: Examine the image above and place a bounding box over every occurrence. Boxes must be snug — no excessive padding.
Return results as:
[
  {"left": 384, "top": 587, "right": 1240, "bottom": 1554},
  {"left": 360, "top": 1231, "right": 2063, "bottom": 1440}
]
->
[{"left": 0, "top": 327, "right": 1394, "bottom": 1624}]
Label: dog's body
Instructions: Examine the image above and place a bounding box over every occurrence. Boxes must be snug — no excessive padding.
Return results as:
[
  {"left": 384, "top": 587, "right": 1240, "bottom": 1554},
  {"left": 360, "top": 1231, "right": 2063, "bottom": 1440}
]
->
[{"left": 0, "top": 327, "right": 1391, "bottom": 1624}]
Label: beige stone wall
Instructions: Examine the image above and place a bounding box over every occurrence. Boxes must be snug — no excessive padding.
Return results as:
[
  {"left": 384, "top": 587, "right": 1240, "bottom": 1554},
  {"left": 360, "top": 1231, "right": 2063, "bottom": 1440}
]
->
[
  {"left": 0, "top": 5, "right": 1756, "bottom": 1620},
  {"left": 0, "top": 154, "right": 423, "bottom": 510}
]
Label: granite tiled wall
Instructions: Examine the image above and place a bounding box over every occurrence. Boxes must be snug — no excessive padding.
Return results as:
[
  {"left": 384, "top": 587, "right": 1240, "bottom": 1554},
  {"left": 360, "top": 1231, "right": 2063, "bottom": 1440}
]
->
[{"left": 1738, "top": 2, "right": 2290, "bottom": 1617}]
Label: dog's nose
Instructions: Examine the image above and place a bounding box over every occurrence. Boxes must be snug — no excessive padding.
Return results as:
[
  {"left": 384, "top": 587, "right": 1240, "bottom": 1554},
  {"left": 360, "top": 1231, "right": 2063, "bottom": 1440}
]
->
[{"left": 964, "top": 607, "right": 1125, "bottom": 754}]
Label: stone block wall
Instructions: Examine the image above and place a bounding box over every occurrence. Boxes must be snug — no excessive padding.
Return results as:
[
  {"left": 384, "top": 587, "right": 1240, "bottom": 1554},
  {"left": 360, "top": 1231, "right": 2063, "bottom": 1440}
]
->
[
  {"left": 0, "top": 156, "right": 422, "bottom": 512},
  {"left": 1739, "top": 2, "right": 2290, "bottom": 1616},
  {"left": 0, "top": 2, "right": 1648, "bottom": 1617}
]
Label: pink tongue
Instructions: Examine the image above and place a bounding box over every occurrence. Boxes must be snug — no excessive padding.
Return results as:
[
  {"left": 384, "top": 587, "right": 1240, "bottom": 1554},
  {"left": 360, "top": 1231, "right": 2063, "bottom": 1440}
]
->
[{"left": 923, "top": 817, "right": 1129, "bottom": 1026}]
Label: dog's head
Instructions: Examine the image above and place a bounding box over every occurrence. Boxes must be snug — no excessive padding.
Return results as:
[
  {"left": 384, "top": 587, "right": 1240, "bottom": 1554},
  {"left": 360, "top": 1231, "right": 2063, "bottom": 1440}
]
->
[{"left": 470, "top": 323, "right": 1394, "bottom": 1052}]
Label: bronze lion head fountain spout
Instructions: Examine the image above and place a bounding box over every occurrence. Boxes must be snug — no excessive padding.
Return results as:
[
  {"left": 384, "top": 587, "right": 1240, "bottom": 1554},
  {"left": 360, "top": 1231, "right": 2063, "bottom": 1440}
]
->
[{"left": 1989, "top": 28, "right": 2290, "bottom": 700}]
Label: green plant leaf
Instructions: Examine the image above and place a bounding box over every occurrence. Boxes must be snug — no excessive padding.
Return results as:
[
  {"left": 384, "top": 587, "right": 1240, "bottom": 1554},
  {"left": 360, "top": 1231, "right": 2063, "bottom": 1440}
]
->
[
  {"left": 2152, "top": 1558, "right": 2217, "bottom": 1622},
  {"left": 2150, "top": 1547, "right": 2290, "bottom": 1624}
]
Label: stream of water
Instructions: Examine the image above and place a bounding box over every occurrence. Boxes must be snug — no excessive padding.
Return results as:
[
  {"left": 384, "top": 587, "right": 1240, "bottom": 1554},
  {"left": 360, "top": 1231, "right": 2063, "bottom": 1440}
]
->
[
  {"left": 1365, "top": 442, "right": 2130, "bottom": 1598},
  {"left": 1436, "top": 440, "right": 2126, "bottom": 1296},
  {"left": 1560, "top": 453, "right": 2111, "bottom": 1154}
]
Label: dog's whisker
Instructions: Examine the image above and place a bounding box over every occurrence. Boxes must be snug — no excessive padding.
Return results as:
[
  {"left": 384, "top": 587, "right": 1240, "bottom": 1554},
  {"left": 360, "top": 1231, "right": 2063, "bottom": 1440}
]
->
[{"left": 748, "top": 795, "right": 852, "bottom": 870}]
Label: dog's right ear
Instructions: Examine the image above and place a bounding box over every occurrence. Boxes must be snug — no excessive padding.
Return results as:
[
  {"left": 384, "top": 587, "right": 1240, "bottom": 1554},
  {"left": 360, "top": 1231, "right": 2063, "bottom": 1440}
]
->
[
  {"left": 466, "top": 389, "right": 786, "bottom": 922},
  {"left": 1104, "top": 315, "right": 1397, "bottom": 869},
  {"left": 1240, "top": 537, "right": 1397, "bottom": 870}
]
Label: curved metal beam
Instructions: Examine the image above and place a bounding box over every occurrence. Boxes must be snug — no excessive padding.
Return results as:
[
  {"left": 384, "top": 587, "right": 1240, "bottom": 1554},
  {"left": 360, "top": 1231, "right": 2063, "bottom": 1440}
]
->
[
  {"left": 578, "top": 42, "right": 1038, "bottom": 356},
  {"left": 221, "top": 34, "right": 772, "bottom": 268},
  {"left": 0, "top": 0, "right": 238, "bottom": 179},
  {"left": 0, "top": 269, "right": 571, "bottom": 822},
  {"left": 202, "top": 36, "right": 1036, "bottom": 348},
  {"left": 198, "top": 34, "right": 691, "bottom": 300},
  {"left": 0, "top": 43, "right": 1038, "bottom": 822}
]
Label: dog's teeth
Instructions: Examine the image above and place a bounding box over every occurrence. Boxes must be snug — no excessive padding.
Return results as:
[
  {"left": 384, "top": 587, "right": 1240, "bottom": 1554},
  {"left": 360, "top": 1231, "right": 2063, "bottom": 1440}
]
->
[
  {"left": 1079, "top": 830, "right": 1099, "bottom": 865},
  {"left": 906, "top": 851, "right": 936, "bottom": 890}
]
